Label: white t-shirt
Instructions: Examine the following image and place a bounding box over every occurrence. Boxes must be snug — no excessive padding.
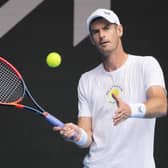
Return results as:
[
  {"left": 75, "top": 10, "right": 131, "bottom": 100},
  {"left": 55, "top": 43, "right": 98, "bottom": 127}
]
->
[{"left": 77, "top": 54, "right": 166, "bottom": 168}]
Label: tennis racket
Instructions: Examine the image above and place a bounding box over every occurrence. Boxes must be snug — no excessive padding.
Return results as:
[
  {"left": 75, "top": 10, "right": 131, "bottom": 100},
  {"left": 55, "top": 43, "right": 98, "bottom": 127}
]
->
[{"left": 0, "top": 56, "right": 64, "bottom": 127}]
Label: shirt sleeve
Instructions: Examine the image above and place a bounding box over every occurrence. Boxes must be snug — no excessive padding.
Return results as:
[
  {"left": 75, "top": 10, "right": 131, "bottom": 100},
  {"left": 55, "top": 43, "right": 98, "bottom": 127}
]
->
[
  {"left": 143, "top": 56, "right": 167, "bottom": 94},
  {"left": 77, "top": 75, "right": 91, "bottom": 117}
]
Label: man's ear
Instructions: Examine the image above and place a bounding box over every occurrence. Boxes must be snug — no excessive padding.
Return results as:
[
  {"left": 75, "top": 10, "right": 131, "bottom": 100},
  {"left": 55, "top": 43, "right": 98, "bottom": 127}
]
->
[{"left": 117, "top": 24, "right": 123, "bottom": 37}]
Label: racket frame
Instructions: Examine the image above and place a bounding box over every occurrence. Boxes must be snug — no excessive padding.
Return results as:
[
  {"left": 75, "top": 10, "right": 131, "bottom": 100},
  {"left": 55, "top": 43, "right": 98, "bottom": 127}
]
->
[{"left": 0, "top": 56, "right": 64, "bottom": 127}]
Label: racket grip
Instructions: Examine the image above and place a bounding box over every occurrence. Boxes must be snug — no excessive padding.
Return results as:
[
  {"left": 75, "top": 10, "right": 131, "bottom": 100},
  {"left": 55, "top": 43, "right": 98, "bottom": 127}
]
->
[
  {"left": 44, "top": 112, "right": 76, "bottom": 140},
  {"left": 43, "top": 112, "right": 64, "bottom": 127}
]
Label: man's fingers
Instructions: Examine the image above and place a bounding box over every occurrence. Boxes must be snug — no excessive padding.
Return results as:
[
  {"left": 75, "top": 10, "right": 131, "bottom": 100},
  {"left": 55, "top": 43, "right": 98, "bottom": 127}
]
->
[
  {"left": 53, "top": 126, "right": 62, "bottom": 131},
  {"left": 53, "top": 123, "right": 80, "bottom": 141},
  {"left": 112, "top": 93, "right": 121, "bottom": 107},
  {"left": 113, "top": 109, "right": 129, "bottom": 126}
]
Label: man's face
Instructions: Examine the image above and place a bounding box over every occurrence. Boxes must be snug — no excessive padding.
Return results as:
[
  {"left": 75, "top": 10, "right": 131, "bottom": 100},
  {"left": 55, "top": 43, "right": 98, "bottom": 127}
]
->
[{"left": 90, "top": 18, "right": 123, "bottom": 56}]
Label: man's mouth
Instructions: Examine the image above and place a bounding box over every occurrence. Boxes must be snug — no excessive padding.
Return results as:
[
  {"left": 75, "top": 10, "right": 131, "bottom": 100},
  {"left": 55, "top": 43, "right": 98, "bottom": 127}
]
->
[{"left": 99, "top": 41, "right": 109, "bottom": 46}]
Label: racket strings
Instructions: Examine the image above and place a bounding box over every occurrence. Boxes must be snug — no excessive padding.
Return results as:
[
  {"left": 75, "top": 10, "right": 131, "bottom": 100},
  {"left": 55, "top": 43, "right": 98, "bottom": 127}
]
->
[{"left": 0, "top": 62, "right": 24, "bottom": 103}]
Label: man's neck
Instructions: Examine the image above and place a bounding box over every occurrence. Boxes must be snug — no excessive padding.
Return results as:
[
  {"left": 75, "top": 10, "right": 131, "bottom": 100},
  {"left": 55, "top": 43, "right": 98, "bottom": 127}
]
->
[{"left": 103, "top": 51, "right": 128, "bottom": 72}]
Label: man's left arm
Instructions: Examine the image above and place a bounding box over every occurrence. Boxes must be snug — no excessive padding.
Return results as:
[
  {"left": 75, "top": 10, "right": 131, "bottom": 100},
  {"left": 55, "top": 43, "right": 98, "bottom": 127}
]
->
[
  {"left": 144, "top": 85, "right": 167, "bottom": 118},
  {"left": 112, "top": 85, "right": 167, "bottom": 125}
]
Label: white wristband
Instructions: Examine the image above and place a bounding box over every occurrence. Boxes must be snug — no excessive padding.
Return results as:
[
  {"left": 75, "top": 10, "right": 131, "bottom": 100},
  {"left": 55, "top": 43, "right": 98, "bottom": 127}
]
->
[
  {"left": 129, "top": 103, "right": 146, "bottom": 118},
  {"left": 74, "top": 128, "right": 88, "bottom": 147}
]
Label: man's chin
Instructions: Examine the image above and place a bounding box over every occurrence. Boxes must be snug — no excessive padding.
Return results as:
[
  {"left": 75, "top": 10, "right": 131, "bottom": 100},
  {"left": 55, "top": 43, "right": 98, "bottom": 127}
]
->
[{"left": 99, "top": 49, "right": 111, "bottom": 57}]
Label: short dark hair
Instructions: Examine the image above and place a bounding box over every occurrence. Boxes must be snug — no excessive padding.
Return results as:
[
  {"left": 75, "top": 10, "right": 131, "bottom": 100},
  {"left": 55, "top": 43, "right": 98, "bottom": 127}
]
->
[{"left": 89, "top": 17, "right": 104, "bottom": 33}]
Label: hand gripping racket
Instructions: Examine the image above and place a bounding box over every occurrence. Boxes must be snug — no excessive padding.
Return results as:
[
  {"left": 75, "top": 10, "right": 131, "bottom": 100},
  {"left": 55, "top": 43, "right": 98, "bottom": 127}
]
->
[{"left": 0, "top": 56, "right": 64, "bottom": 127}]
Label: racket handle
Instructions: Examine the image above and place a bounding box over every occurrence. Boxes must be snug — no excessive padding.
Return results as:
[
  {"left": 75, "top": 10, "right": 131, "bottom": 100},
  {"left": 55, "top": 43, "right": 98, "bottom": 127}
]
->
[
  {"left": 44, "top": 112, "right": 76, "bottom": 140},
  {"left": 43, "top": 112, "right": 64, "bottom": 127}
]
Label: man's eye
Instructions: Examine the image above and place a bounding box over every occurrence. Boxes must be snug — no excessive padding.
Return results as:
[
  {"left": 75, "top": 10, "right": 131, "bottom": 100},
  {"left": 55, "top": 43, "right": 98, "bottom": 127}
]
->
[
  {"left": 104, "top": 25, "right": 110, "bottom": 30},
  {"left": 91, "top": 30, "right": 99, "bottom": 35}
]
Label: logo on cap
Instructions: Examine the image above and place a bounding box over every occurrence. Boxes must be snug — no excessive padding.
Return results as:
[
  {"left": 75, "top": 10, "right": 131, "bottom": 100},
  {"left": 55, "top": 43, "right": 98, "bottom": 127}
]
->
[{"left": 104, "top": 11, "right": 111, "bottom": 15}]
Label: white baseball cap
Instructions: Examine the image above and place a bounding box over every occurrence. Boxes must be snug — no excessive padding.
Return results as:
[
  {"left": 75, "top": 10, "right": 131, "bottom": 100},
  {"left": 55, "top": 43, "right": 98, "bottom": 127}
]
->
[{"left": 86, "top": 8, "right": 120, "bottom": 33}]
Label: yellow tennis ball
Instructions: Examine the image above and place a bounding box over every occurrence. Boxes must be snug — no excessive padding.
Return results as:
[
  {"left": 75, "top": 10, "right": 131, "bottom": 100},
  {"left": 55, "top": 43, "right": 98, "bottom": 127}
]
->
[{"left": 46, "top": 52, "right": 62, "bottom": 68}]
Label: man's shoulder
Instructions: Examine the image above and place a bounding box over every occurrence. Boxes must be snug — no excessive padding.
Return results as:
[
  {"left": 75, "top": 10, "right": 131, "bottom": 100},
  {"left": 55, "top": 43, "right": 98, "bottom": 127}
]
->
[
  {"left": 129, "top": 54, "right": 157, "bottom": 64},
  {"left": 130, "top": 54, "right": 156, "bottom": 60},
  {"left": 79, "top": 63, "right": 103, "bottom": 83},
  {"left": 81, "top": 63, "right": 102, "bottom": 77}
]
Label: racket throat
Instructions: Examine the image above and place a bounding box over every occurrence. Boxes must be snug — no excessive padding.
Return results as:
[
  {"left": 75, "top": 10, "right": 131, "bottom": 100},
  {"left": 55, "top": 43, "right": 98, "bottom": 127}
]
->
[{"left": 14, "top": 104, "right": 25, "bottom": 109}]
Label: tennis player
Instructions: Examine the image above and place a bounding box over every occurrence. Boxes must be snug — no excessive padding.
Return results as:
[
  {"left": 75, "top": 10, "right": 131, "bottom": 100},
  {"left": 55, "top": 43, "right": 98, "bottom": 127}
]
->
[{"left": 54, "top": 8, "right": 167, "bottom": 168}]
